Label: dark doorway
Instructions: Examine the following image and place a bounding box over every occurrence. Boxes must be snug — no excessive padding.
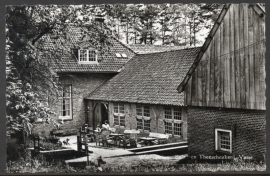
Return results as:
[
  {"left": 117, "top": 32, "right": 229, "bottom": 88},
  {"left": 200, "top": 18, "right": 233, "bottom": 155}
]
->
[{"left": 101, "top": 103, "right": 109, "bottom": 125}]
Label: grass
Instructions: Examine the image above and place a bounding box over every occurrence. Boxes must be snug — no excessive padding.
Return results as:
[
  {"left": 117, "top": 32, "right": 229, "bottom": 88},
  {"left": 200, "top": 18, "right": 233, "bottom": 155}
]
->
[{"left": 7, "top": 155, "right": 266, "bottom": 173}]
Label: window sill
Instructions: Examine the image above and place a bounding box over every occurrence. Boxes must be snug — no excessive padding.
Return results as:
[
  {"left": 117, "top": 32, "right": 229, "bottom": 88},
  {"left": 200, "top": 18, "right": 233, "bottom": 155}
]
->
[
  {"left": 214, "top": 150, "right": 233, "bottom": 155},
  {"left": 59, "top": 116, "right": 73, "bottom": 121}
]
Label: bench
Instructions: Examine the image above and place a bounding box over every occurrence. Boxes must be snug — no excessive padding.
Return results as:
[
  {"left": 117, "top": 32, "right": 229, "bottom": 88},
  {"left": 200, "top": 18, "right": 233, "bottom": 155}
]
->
[{"left": 149, "top": 132, "right": 169, "bottom": 144}]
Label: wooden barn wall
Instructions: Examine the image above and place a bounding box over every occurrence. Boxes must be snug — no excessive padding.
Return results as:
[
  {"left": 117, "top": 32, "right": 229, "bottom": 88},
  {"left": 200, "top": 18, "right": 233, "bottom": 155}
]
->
[{"left": 185, "top": 4, "right": 265, "bottom": 110}]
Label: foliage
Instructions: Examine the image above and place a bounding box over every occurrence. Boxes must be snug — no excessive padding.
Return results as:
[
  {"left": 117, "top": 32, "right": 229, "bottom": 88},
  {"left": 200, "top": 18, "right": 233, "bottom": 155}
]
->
[
  {"left": 6, "top": 5, "right": 115, "bottom": 138},
  {"left": 6, "top": 137, "right": 32, "bottom": 162},
  {"left": 6, "top": 44, "right": 56, "bottom": 137},
  {"left": 6, "top": 154, "right": 266, "bottom": 173},
  {"left": 104, "top": 3, "right": 223, "bottom": 46}
]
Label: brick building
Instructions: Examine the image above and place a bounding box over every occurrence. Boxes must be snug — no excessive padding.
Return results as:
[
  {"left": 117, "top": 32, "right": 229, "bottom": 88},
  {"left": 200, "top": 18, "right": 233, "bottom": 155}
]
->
[
  {"left": 85, "top": 48, "right": 200, "bottom": 139},
  {"left": 177, "top": 4, "right": 266, "bottom": 160},
  {"left": 34, "top": 25, "right": 136, "bottom": 134}
]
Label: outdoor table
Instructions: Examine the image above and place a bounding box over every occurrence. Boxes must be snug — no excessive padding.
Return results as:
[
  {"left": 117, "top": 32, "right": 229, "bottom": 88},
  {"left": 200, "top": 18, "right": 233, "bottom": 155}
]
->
[
  {"left": 124, "top": 130, "right": 140, "bottom": 142},
  {"left": 109, "top": 133, "right": 125, "bottom": 146},
  {"left": 138, "top": 137, "right": 157, "bottom": 146}
]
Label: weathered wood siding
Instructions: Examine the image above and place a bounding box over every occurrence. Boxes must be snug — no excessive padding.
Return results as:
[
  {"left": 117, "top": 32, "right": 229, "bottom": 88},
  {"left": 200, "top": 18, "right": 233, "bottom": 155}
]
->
[{"left": 185, "top": 4, "right": 265, "bottom": 110}]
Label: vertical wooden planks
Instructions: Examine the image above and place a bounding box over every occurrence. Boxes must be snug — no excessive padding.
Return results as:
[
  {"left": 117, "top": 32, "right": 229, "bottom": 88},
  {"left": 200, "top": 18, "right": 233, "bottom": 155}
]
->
[
  {"left": 229, "top": 7, "right": 235, "bottom": 108},
  {"left": 191, "top": 70, "right": 197, "bottom": 106},
  {"left": 183, "top": 4, "right": 265, "bottom": 110},
  {"left": 214, "top": 24, "right": 221, "bottom": 107},
  {"left": 186, "top": 75, "right": 192, "bottom": 106},
  {"left": 205, "top": 43, "right": 211, "bottom": 107},
  {"left": 209, "top": 37, "right": 215, "bottom": 107},
  {"left": 223, "top": 8, "right": 231, "bottom": 108},
  {"left": 239, "top": 4, "right": 246, "bottom": 109},
  {"left": 258, "top": 9, "right": 266, "bottom": 110},
  {"left": 234, "top": 4, "right": 241, "bottom": 109},
  {"left": 253, "top": 7, "right": 260, "bottom": 109},
  {"left": 219, "top": 20, "right": 224, "bottom": 108},
  {"left": 244, "top": 4, "right": 250, "bottom": 109},
  {"left": 248, "top": 6, "right": 255, "bottom": 109},
  {"left": 197, "top": 58, "right": 202, "bottom": 106},
  {"left": 201, "top": 56, "right": 207, "bottom": 106}
]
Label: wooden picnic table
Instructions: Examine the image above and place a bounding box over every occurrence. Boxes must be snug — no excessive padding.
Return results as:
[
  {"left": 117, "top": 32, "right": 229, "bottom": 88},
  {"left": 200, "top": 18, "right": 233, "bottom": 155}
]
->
[
  {"left": 124, "top": 129, "right": 140, "bottom": 142},
  {"left": 138, "top": 137, "right": 157, "bottom": 146},
  {"left": 109, "top": 133, "right": 125, "bottom": 146}
]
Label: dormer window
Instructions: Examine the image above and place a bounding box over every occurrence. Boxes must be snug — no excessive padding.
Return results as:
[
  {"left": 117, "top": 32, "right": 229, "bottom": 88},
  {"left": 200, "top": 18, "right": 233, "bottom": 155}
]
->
[
  {"left": 115, "top": 53, "right": 128, "bottom": 58},
  {"left": 121, "top": 53, "right": 127, "bottom": 58},
  {"left": 78, "top": 49, "right": 97, "bottom": 64},
  {"left": 115, "top": 53, "right": 122, "bottom": 57}
]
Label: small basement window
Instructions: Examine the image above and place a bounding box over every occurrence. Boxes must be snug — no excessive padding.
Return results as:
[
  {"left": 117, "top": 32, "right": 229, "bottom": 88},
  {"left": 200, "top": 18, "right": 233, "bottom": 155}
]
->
[
  {"left": 78, "top": 49, "right": 97, "bottom": 64},
  {"left": 215, "top": 128, "right": 232, "bottom": 153}
]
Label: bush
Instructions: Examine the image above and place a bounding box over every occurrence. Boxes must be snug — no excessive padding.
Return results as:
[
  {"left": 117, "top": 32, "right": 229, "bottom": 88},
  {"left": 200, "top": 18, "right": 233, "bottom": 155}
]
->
[{"left": 7, "top": 137, "right": 31, "bottom": 162}]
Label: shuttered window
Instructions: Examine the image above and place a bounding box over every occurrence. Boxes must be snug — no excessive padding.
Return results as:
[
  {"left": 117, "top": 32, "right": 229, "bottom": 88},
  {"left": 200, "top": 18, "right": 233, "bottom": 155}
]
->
[
  {"left": 113, "top": 103, "right": 125, "bottom": 127},
  {"left": 136, "top": 105, "right": 150, "bottom": 131},
  {"left": 164, "top": 107, "right": 182, "bottom": 136}
]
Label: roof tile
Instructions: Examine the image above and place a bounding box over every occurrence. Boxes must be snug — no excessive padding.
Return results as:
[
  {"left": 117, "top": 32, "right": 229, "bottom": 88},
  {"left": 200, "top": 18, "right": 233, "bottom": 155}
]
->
[
  {"left": 86, "top": 47, "right": 200, "bottom": 106},
  {"left": 38, "top": 26, "right": 135, "bottom": 73}
]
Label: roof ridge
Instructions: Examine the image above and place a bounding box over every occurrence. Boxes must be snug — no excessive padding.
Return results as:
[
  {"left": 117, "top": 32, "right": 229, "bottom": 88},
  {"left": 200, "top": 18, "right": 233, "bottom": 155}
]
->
[
  {"left": 135, "top": 46, "right": 201, "bottom": 56},
  {"left": 86, "top": 48, "right": 200, "bottom": 105},
  {"left": 110, "top": 36, "right": 137, "bottom": 55}
]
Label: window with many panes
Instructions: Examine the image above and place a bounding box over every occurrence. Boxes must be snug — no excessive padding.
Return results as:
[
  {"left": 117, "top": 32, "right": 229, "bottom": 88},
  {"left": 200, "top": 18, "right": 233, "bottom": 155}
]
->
[
  {"left": 59, "top": 85, "right": 72, "bottom": 120},
  {"left": 113, "top": 103, "right": 125, "bottom": 127},
  {"left": 136, "top": 105, "right": 150, "bottom": 131},
  {"left": 78, "top": 49, "right": 97, "bottom": 63},
  {"left": 215, "top": 129, "right": 232, "bottom": 153},
  {"left": 164, "top": 107, "right": 182, "bottom": 136}
]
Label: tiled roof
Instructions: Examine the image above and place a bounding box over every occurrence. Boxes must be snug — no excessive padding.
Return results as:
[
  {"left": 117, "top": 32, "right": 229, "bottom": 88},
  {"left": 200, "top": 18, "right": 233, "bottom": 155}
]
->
[
  {"left": 126, "top": 44, "right": 184, "bottom": 54},
  {"left": 86, "top": 47, "right": 200, "bottom": 106},
  {"left": 37, "top": 26, "right": 135, "bottom": 73}
]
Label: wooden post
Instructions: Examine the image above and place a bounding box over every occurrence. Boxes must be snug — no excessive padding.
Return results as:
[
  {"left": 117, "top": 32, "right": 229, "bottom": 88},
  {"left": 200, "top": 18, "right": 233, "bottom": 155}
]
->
[{"left": 77, "top": 135, "right": 81, "bottom": 152}]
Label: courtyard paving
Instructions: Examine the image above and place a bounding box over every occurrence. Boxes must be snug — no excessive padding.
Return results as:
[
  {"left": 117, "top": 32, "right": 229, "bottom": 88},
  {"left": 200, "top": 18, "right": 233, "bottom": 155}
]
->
[
  {"left": 58, "top": 135, "right": 134, "bottom": 163},
  {"left": 59, "top": 135, "right": 187, "bottom": 167}
]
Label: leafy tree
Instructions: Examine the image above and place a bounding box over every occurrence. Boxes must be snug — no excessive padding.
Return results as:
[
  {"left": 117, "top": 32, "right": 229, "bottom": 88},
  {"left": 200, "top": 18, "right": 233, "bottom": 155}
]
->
[
  {"left": 6, "top": 40, "right": 55, "bottom": 140},
  {"left": 6, "top": 5, "right": 115, "bottom": 140}
]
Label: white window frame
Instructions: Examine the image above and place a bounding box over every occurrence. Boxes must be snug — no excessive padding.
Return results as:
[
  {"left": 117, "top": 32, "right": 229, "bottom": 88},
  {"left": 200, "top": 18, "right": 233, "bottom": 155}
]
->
[
  {"left": 113, "top": 103, "right": 125, "bottom": 127},
  {"left": 164, "top": 107, "right": 182, "bottom": 136},
  {"left": 215, "top": 128, "right": 232, "bottom": 153},
  {"left": 59, "top": 85, "right": 72, "bottom": 120},
  {"left": 136, "top": 105, "right": 151, "bottom": 131},
  {"left": 78, "top": 49, "right": 98, "bottom": 64}
]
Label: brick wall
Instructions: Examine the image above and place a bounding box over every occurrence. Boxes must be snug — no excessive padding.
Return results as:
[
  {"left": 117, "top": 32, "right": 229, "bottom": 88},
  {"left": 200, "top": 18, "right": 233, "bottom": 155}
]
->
[
  {"left": 187, "top": 107, "right": 265, "bottom": 161},
  {"left": 33, "top": 73, "right": 115, "bottom": 136}
]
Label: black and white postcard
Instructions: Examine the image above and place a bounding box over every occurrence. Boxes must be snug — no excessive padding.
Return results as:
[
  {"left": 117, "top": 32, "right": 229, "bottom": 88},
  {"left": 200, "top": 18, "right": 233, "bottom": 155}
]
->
[{"left": 5, "top": 3, "right": 266, "bottom": 173}]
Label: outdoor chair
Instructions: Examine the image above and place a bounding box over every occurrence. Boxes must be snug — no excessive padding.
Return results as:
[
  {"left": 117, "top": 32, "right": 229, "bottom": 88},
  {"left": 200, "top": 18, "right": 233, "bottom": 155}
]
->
[
  {"left": 95, "top": 133, "right": 102, "bottom": 146},
  {"left": 100, "top": 129, "right": 115, "bottom": 147},
  {"left": 119, "top": 136, "right": 128, "bottom": 149},
  {"left": 119, "top": 136, "right": 137, "bottom": 149},
  {"left": 87, "top": 127, "right": 95, "bottom": 142},
  {"left": 101, "top": 134, "right": 115, "bottom": 147}
]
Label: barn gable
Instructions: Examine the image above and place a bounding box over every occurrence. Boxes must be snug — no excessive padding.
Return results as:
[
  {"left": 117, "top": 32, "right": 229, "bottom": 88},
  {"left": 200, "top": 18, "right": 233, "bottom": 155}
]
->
[{"left": 177, "top": 4, "right": 265, "bottom": 110}]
